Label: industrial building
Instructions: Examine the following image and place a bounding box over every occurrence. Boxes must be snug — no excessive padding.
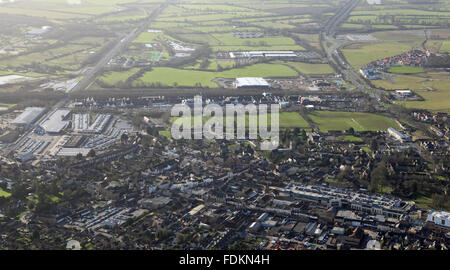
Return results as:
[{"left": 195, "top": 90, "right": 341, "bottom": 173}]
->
[
  {"left": 229, "top": 50, "right": 297, "bottom": 59},
  {"left": 387, "top": 127, "right": 411, "bottom": 143},
  {"left": 11, "top": 107, "right": 46, "bottom": 129},
  {"left": 72, "top": 113, "right": 112, "bottom": 134},
  {"left": 38, "top": 109, "right": 71, "bottom": 134},
  {"left": 54, "top": 147, "right": 91, "bottom": 157},
  {"left": 72, "top": 114, "right": 89, "bottom": 132},
  {"left": 234, "top": 77, "right": 270, "bottom": 88}
]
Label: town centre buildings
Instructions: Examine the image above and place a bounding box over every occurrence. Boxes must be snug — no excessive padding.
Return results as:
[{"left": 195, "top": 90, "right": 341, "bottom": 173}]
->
[{"left": 283, "top": 183, "right": 415, "bottom": 218}]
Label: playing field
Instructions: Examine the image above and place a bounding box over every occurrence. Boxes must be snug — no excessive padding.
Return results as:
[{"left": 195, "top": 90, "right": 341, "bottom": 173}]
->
[{"left": 308, "top": 111, "right": 400, "bottom": 132}]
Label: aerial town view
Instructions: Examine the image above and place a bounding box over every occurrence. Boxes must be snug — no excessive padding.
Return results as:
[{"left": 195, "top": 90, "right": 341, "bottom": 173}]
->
[{"left": 0, "top": 0, "right": 449, "bottom": 260}]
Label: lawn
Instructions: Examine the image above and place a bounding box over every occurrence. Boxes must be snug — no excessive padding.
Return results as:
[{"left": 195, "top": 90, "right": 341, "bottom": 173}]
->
[
  {"left": 0, "top": 188, "right": 11, "bottom": 198},
  {"left": 308, "top": 111, "right": 400, "bottom": 132},
  {"left": 339, "top": 135, "right": 363, "bottom": 142}
]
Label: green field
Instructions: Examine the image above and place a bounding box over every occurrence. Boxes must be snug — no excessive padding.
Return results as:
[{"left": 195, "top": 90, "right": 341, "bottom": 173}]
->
[
  {"left": 133, "top": 63, "right": 298, "bottom": 88},
  {"left": 0, "top": 188, "right": 11, "bottom": 198},
  {"left": 339, "top": 135, "right": 363, "bottom": 142},
  {"left": 308, "top": 111, "right": 400, "bottom": 132},
  {"left": 388, "top": 66, "right": 424, "bottom": 74},
  {"left": 170, "top": 112, "right": 310, "bottom": 129},
  {"left": 441, "top": 41, "right": 450, "bottom": 52},
  {"left": 99, "top": 68, "right": 140, "bottom": 85},
  {"left": 281, "top": 61, "right": 335, "bottom": 74},
  {"left": 399, "top": 79, "right": 450, "bottom": 113},
  {"left": 342, "top": 43, "right": 412, "bottom": 68}
]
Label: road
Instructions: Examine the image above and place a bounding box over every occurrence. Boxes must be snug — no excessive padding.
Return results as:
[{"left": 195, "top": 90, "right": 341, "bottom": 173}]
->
[
  {"left": 6, "top": 3, "right": 169, "bottom": 156},
  {"left": 321, "top": 0, "right": 369, "bottom": 90},
  {"left": 68, "top": 3, "right": 168, "bottom": 93}
]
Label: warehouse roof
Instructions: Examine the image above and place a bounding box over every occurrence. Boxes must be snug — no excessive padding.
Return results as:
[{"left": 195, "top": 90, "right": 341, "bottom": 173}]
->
[
  {"left": 235, "top": 77, "right": 270, "bottom": 88},
  {"left": 11, "top": 107, "right": 45, "bottom": 126},
  {"left": 39, "top": 109, "right": 71, "bottom": 133}
]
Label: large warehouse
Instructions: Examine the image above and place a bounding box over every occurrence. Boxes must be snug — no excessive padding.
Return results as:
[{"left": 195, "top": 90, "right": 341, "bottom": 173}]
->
[
  {"left": 38, "top": 109, "right": 71, "bottom": 134},
  {"left": 234, "top": 77, "right": 270, "bottom": 89},
  {"left": 11, "top": 107, "right": 46, "bottom": 129}
]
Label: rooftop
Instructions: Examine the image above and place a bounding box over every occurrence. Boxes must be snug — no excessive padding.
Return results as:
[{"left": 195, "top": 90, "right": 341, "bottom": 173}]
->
[{"left": 11, "top": 107, "right": 45, "bottom": 126}]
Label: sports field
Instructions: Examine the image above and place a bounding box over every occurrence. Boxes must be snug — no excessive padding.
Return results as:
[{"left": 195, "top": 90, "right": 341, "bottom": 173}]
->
[{"left": 308, "top": 111, "right": 400, "bottom": 132}]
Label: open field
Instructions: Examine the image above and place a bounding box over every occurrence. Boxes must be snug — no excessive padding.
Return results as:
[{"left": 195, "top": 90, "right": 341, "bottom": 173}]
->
[
  {"left": 372, "top": 75, "right": 428, "bottom": 90},
  {"left": 398, "top": 79, "right": 450, "bottom": 113},
  {"left": 342, "top": 43, "right": 412, "bottom": 68},
  {"left": 280, "top": 61, "right": 335, "bottom": 74},
  {"left": 170, "top": 112, "right": 310, "bottom": 129},
  {"left": 98, "top": 68, "right": 141, "bottom": 85},
  {"left": 338, "top": 135, "right": 363, "bottom": 142},
  {"left": 308, "top": 111, "right": 400, "bottom": 132},
  {"left": 133, "top": 63, "right": 298, "bottom": 88},
  {"left": 388, "top": 66, "right": 424, "bottom": 74}
]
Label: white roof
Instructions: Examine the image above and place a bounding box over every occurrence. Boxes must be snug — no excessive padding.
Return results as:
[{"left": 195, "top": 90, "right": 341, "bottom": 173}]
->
[
  {"left": 55, "top": 148, "right": 91, "bottom": 157},
  {"left": 11, "top": 107, "right": 45, "bottom": 125},
  {"left": 235, "top": 77, "right": 270, "bottom": 87},
  {"left": 429, "top": 211, "right": 450, "bottom": 220}
]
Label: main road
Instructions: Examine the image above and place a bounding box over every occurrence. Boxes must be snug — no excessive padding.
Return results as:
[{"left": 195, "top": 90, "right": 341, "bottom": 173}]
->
[
  {"left": 68, "top": 2, "right": 168, "bottom": 93},
  {"left": 321, "top": 0, "right": 369, "bottom": 90},
  {"left": 5, "top": 3, "right": 168, "bottom": 157}
]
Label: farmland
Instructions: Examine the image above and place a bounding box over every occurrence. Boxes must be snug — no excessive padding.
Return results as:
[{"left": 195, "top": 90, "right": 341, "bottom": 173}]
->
[
  {"left": 342, "top": 43, "right": 412, "bottom": 68},
  {"left": 88, "top": 0, "right": 341, "bottom": 90}
]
